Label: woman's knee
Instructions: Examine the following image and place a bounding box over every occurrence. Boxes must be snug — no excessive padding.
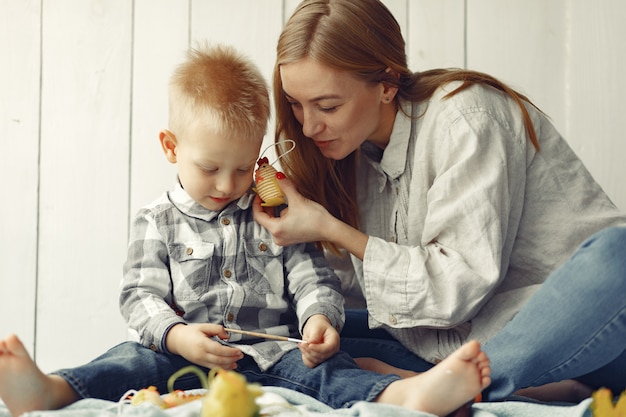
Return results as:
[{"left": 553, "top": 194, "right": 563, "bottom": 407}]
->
[
  {"left": 572, "top": 226, "right": 626, "bottom": 291},
  {"left": 578, "top": 226, "right": 626, "bottom": 257}
]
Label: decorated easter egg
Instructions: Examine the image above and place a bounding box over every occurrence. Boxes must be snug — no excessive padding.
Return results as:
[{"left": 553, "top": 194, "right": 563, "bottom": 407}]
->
[{"left": 254, "top": 157, "right": 285, "bottom": 207}]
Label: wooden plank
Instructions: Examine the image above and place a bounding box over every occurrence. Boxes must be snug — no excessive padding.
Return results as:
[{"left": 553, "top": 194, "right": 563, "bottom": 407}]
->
[
  {"left": 566, "top": 1, "right": 626, "bottom": 211},
  {"left": 191, "top": 0, "right": 283, "bottom": 92},
  {"left": 408, "top": 0, "right": 465, "bottom": 70},
  {"left": 36, "top": 0, "right": 132, "bottom": 372},
  {"left": 466, "top": 0, "right": 625, "bottom": 211},
  {"left": 191, "top": 0, "right": 285, "bottom": 162},
  {"left": 130, "top": 0, "right": 189, "bottom": 218},
  {"left": 466, "top": 0, "right": 568, "bottom": 129},
  {"left": 284, "top": 0, "right": 300, "bottom": 20},
  {"left": 0, "top": 0, "right": 41, "bottom": 355}
]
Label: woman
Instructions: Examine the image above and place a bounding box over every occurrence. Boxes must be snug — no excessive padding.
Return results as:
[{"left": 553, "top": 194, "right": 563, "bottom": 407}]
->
[{"left": 253, "top": 0, "right": 626, "bottom": 402}]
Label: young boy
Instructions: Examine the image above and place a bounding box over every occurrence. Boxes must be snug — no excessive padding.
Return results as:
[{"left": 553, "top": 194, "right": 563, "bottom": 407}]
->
[{"left": 0, "top": 44, "right": 491, "bottom": 417}]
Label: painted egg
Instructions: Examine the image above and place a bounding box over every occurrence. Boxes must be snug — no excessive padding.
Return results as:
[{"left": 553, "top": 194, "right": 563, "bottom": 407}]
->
[{"left": 254, "top": 157, "right": 285, "bottom": 207}]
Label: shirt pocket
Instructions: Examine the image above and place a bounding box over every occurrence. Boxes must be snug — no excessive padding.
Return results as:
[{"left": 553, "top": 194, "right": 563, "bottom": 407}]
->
[
  {"left": 243, "top": 239, "right": 284, "bottom": 295},
  {"left": 169, "top": 241, "right": 215, "bottom": 300}
]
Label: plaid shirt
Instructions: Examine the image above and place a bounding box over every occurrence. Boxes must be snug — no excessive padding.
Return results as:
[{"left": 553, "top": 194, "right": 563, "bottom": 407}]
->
[{"left": 119, "top": 183, "right": 344, "bottom": 370}]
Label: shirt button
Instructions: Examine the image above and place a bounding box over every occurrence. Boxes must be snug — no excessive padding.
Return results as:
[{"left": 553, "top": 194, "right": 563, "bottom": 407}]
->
[
  {"left": 221, "top": 218, "right": 231, "bottom": 225},
  {"left": 223, "top": 269, "right": 232, "bottom": 278},
  {"left": 227, "top": 313, "right": 234, "bottom": 321},
  {"left": 185, "top": 247, "right": 193, "bottom": 255},
  {"left": 389, "top": 314, "right": 398, "bottom": 325},
  {"left": 258, "top": 242, "right": 267, "bottom": 251}
]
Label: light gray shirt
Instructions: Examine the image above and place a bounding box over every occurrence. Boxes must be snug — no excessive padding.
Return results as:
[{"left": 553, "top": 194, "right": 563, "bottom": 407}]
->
[{"left": 344, "top": 82, "right": 626, "bottom": 363}]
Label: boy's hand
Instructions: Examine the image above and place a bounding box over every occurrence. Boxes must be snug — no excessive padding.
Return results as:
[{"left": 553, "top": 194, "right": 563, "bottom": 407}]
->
[
  {"left": 299, "top": 315, "right": 340, "bottom": 368},
  {"left": 165, "top": 323, "right": 243, "bottom": 369}
]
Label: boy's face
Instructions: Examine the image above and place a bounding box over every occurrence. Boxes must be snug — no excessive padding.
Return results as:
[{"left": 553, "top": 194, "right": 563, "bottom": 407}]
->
[{"left": 160, "top": 122, "right": 262, "bottom": 211}]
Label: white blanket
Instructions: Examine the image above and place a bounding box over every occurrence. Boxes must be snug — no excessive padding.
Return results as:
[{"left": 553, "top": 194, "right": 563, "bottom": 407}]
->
[{"left": 0, "top": 388, "right": 593, "bottom": 417}]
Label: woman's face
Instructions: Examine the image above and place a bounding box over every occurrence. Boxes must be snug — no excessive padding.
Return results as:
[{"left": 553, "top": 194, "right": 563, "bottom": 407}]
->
[{"left": 280, "top": 57, "right": 396, "bottom": 160}]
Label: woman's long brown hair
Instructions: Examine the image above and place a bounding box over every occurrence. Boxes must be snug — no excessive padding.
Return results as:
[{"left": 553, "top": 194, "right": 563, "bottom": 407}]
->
[{"left": 275, "top": 0, "right": 540, "bottom": 254}]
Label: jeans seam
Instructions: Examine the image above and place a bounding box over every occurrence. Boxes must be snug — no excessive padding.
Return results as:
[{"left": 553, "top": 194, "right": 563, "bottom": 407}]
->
[{"left": 530, "top": 305, "right": 626, "bottom": 386}]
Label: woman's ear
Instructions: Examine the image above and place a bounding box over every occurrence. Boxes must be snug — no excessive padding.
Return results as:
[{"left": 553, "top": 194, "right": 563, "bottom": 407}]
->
[
  {"left": 159, "top": 130, "right": 178, "bottom": 163},
  {"left": 382, "top": 67, "right": 399, "bottom": 103},
  {"left": 381, "top": 84, "right": 398, "bottom": 104}
]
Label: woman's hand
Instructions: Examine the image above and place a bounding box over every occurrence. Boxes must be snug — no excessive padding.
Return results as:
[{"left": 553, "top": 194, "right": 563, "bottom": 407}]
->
[
  {"left": 253, "top": 173, "right": 369, "bottom": 259},
  {"left": 252, "top": 175, "right": 333, "bottom": 246},
  {"left": 165, "top": 323, "right": 243, "bottom": 369},
  {"left": 299, "top": 315, "right": 340, "bottom": 368}
]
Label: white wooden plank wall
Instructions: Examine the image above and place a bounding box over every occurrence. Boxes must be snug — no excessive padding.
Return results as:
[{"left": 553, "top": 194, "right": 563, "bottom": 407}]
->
[{"left": 1, "top": 0, "right": 625, "bottom": 374}]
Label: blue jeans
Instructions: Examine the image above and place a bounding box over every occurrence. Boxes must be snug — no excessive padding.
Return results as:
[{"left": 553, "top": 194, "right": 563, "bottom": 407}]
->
[
  {"left": 53, "top": 341, "right": 399, "bottom": 409},
  {"left": 340, "top": 226, "right": 626, "bottom": 401},
  {"left": 483, "top": 226, "right": 626, "bottom": 400},
  {"left": 341, "top": 310, "right": 434, "bottom": 372}
]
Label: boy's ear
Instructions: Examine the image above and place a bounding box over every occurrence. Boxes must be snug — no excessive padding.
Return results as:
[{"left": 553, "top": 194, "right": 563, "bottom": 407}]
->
[{"left": 159, "top": 130, "right": 178, "bottom": 163}]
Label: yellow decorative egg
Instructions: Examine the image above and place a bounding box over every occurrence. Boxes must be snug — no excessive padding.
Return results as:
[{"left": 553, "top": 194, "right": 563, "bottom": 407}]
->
[
  {"left": 129, "top": 366, "right": 262, "bottom": 417},
  {"left": 254, "top": 157, "right": 285, "bottom": 207},
  {"left": 202, "top": 369, "right": 263, "bottom": 417},
  {"left": 590, "top": 388, "right": 626, "bottom": 417}
]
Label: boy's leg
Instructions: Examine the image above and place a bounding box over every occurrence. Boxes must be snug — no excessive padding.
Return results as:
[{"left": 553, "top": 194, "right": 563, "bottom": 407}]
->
[
  {"left": 483, "top": 226, "right": 626, "bottom": 400},
  {"left": 341, "top": 309, "right": 434, "bottom": 373},
  {"left": 0, "top": 335, "right": 201, "bottom": 416},
  {"left": 52, "top": 340, "right": 201, "bottom": 400},
  {"left": 238, "top": 349, "right": 400, "bottom": 408},
  {"left": 239, "top": 341, "right": 490, "bottom": 416},
  {"left": 341, "top": 336, "right": 433, "bottom": 373}
]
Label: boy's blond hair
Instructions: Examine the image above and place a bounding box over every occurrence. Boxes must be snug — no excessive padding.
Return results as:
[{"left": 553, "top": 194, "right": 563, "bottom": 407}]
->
[{"left": 169, "top": 43, "right": 270, "bottom": 140}]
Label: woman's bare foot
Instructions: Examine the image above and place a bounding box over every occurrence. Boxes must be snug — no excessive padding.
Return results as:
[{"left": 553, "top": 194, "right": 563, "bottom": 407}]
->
[
  {"left": 514, "top": 379, "right": 593, "bottom": 403},
  {"left": 376, "top": 340, "right": 491, "bottom": 417},
  {"left": 0, "top": 334, "right": 79, "bottom": 416}
]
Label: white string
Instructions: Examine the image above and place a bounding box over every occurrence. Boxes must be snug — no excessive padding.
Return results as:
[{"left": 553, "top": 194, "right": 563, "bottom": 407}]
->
[
  {"left": 116, "top": 389, "right": 137, "bottom": 415},
  {"left": 259, "top": 139, "right": 296, "bottom": 166}
]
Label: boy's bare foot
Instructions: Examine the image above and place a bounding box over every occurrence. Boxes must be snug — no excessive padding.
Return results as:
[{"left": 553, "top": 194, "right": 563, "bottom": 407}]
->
[
  {"left": 376, "top": 340, "right": 491, "bottom": 417},
  {"left": 0, "top": 334, "right": 79, "bottom": 416},
  {"left": 514, "top": 379, "right": 593, "bottom": 403}
]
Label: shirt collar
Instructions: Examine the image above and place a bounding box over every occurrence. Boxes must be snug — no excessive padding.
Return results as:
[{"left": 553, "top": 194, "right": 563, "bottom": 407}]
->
[
  {"left": 167, "top": 180, "right": 254, "bottom": 222},
  {"left": 361, "top": 101, "right": 414, "bottom": 190},
  {"left": 381, "top": 101, "right": 413, "bottom": 179}
]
